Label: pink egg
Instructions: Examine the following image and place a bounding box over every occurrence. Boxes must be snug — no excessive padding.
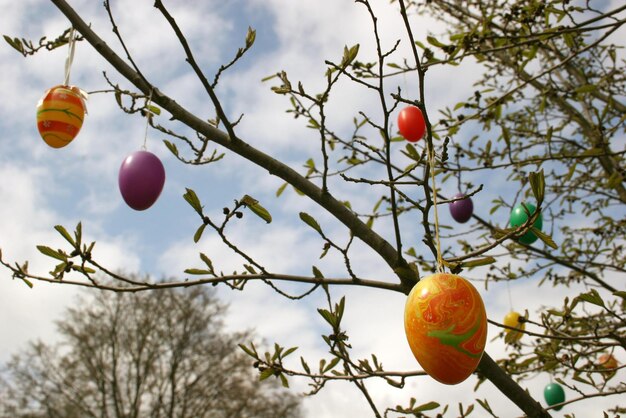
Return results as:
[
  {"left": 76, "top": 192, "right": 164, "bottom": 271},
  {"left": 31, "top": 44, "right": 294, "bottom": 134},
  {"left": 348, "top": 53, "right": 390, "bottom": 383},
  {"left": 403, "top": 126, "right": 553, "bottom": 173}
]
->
[{"left": 118, "top": 150, "right": 165, "bottom": 211}]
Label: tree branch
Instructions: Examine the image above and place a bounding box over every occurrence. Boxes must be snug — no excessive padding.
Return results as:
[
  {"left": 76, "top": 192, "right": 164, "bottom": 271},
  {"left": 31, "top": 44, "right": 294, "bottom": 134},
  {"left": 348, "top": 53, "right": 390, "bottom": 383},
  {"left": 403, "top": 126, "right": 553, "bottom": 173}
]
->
[{"left": 49, "top": 0, "right": 416, "bottom": 291}]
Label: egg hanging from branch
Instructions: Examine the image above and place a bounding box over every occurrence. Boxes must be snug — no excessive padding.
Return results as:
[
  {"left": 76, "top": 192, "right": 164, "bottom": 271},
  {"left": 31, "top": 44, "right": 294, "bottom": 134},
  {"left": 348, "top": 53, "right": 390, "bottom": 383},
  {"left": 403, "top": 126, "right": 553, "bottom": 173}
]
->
[
  {"left": 397, "top": 105, "right": 426, "bottom": 142},
  {"left": 503, "top": 311, "right": 525, "bottom": 343},
  {"left": 118, "top": 150, "right": 166, "bottom": 211},
  {"left": 509, "top": 202, "right": 543, "bottom": 244},
  {"left": 404, "top": 273, "right": 488, "bottom": 385},
  {"left": 36, "top": 85, "right": 87, "bottom": 148}
]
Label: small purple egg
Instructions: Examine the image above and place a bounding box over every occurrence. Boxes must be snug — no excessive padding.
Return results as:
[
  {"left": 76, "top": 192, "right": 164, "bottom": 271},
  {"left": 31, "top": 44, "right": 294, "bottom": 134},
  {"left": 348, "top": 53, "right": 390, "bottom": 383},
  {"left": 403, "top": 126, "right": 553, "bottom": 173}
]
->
[
  {"left": 118, "top": 150, "right": 166, "bottom": 211},
  {"left": 449, "top": 193, "right": 473, "bottom": 223}
]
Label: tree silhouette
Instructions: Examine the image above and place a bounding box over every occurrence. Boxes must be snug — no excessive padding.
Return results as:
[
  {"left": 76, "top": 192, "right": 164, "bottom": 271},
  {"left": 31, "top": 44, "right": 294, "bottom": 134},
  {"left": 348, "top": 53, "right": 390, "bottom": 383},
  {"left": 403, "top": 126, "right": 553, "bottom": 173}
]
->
[{"left": 0, "top": 286, "right": 302, "bottom": 418}]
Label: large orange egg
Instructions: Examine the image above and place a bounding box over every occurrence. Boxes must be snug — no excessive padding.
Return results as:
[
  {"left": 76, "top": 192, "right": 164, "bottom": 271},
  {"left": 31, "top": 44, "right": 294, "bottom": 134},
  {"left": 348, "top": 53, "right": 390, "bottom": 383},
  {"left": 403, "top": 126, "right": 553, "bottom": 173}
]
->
[
  {"left": 404, "top": 273, "right": 488, "bottom": 385},
  {"left": 36, "top": 85, "right": 86, "bottom": 148}
]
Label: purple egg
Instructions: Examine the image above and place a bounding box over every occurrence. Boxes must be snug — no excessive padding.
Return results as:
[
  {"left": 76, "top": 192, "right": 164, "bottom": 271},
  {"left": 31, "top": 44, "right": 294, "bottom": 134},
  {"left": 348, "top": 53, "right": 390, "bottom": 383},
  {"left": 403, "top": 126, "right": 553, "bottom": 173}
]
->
[
  {"left": 449, "top": 193, "right": 473, "bottom": 223},
  {"left": 118, "top": 150, "right": 166, "bottom": 211}
]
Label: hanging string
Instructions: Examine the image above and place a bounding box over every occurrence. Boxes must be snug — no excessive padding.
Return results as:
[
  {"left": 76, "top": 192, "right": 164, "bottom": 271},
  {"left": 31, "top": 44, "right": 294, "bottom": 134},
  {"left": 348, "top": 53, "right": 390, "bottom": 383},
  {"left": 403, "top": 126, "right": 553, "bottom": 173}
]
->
[
  {"left": 142, "top": 90, "right": 154, "bottom": 150},
  {"left": 427, "top": 139, "right": 445, "bottom": 273},
  {"left": 507, "top": 279, "right": 514, "bottom": 311},
  {"left": 64, "top": 27, "right": 77, "bottom": 86}
]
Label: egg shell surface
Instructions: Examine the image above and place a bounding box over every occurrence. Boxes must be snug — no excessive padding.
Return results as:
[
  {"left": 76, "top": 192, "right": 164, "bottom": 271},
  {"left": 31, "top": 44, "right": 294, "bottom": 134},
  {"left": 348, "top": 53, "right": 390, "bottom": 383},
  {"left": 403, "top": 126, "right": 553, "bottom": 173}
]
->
[
  {"left": 449, "top": 193, "right": 474, "bottom": 223},
  {"left": 509, "top": 202, "right": 543, "bottom": 244},
  {"left": 404, "top": 273, "right": 487, "bottom": 385},
  {"left": 36, "top": 85, "right": 86, "bottom": 148},
  {"left": 503, "top": 311, "right": 525, "bottom": 343},
  {"left": 397, "top": 105, "right": 426, "bottom": 142},
  {"left": 544, "top": 382, "right": 565, "bottom": 410},
  {"left": 118, "top": 150, "right": 166, "bottom": 211}
]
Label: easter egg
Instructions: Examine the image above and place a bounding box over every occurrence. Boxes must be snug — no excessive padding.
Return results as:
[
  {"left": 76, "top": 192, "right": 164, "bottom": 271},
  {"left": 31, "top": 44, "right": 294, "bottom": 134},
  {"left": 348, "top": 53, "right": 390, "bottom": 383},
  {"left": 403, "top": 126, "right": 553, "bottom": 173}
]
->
[
  {"left": 544, "top": 382, "right": 565, "bottom": 410},
  {"left": 36, "top": 85, "right": 86, "bottom": 148},
  {"left": 404, "top": 273, "right": 487, "bottom": 385},
  {"left": 449, "top": 193, "right": 474, "bottom": 223},
  {"left": 397, "top": 105, "right": 426, "bottom": 142},
  {"left": 598, "top": 353, "right": 618, "bottom": 370},
  {"left": 509, "top": 202, "right": 543, "bottom": 244},
  {"left": 118, "top": 150, "right": 166, "bottom": 211},
  {"left": 503, "top": 311, "right": 525, "bottom": 343}
]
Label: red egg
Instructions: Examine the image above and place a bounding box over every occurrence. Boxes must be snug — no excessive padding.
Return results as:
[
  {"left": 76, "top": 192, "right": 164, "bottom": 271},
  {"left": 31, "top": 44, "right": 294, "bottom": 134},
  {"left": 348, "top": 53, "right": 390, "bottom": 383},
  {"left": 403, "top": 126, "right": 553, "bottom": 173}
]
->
[
  {"left": 449, "top": 193, "right": 474, "bottom": 223},
  {"left": 118, "top": 151, "right": 166, "bottom": 211},
  {"left": 404, "top": 273, "right": 487, "bottom": 385},
  {"left": 36, "top": 85, "right": 86, "bottom": 148},
  {"left": 397, "top": 105, "right": 426, "bottom": 142}
]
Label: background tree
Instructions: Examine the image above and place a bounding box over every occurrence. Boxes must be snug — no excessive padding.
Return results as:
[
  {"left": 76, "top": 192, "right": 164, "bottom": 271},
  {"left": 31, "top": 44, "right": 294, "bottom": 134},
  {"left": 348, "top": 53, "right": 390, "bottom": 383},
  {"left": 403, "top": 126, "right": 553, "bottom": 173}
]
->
[
  {"left": 1, "top": 0, "right": 624, "bottom": 417},
  {"left": 0, "top": 285, "right": 302, "bottom": 418}
]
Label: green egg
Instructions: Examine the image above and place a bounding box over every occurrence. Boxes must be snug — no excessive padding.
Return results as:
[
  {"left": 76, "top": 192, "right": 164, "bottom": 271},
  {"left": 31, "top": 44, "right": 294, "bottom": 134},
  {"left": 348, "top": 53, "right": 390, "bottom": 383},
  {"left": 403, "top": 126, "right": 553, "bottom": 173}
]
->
[{"left": 509, "top": 202, "right": 543, "bottom": 244}]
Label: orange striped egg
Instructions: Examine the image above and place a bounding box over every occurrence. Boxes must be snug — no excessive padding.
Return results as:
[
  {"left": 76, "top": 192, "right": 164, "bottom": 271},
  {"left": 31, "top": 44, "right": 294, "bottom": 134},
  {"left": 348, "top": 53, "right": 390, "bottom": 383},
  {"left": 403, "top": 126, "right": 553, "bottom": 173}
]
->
[
  {"left": 404, "top": 273, "right": 487, "bottom": 385},
  {"left": 36, "top": 85, "right": 86, "bottom": 148}
]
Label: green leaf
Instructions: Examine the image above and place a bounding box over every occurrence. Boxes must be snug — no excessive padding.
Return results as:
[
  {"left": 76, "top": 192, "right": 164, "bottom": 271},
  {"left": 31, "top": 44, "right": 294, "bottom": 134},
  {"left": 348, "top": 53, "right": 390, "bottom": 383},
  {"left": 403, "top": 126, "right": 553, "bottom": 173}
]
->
[
  {"left": 528, "top": 169, "right": 545, "bottom": 204},
  {"left": 341, "top": 43, "right": 360, "bottom": 67},
  {"left": 606, "top": 172, "right": 622, "bottom": 189},
  {"left": 283, "top": 346, "right": 298, "bottom": 358},
  {"left": 3, "top": 35, "right": 24, "bottom": 54},
  {"left": 460, "top": 256, "right": 496, "bottom": 269},
  {"left": 21, "top": 277, "right": 33, "bottom": 288},
  {"left": 163, "top": 140, "right": 179, "bottom": 157},
  {"left": 492, "top": 226, "right": 516, "bottom": 239},
  {"left": 259, "top": 368, "right": 275, "bottom": 381},
  {"left": 530, "top": 227, "right": 558, "bottom": 249},
  {"left": 200, "top": 253, "right": 213, "bottom": 271},
  {"left": 238, "top": 343, "right": 257, "bottom": 358},
  {"left": 563, "top": 32, "right": 575, "bottom": 48},
  {"left": 71, "top": 265, "right": 96, "bottom": 274},
  {"left": 403, "top": 143, "right": 422, "bottom": 162},
  {"left": 312, "top": 266, "right": 324, "bottom": 279},
  {"left": 241, "top": 195, "right": 272, "bottom": 223},
  {"left": 579, "top": 148, "right": 604, "bottom": 157},
  {"left": 184, "top": 268, "right": 211, "bottom": 275},
  {"left": 261, "top": 73, "right": 279, "bottom": 83},
  {"left": 613, "top": 291, "right": 626, "bottom": 299},
  {"left": 572, "top": 372, "right": 593, "bottom": 385},
  {"left": 300, "top": 357, "right": 311, "bottom": 374},
  {"left": 75, "top": 222, "right": 83, "bottom": 248},
  {"left": 279, "top": 373, "right": 289, "bottom": 388},
  {"left": 323, "top": 356, "right": 341, "bottom": 373},
  {"left": 37, "top": 246, "right": 67, "bottom": 262},
  {"left": 299, "top": 212, "right": 322, "bottom": 234},
  {"left": 476, "top": 399, "right": 493, "bottom": 414},
  {"left": 183, "top": 188, "right": 203, "bottom": 215},
  {"left": 317, "top": 308, "right": 336, "bottom": 328},
  {"left": 54, "top": 225, "right": 75, "bottom": 247},
  {"left": 114, "top": 90, "right": 123, "bottom": 107},
  {"left": 276, "top": 182, "right": 288, "bottom": 197},
  {"left": 426, "top": 35, "right": 445, "bottom": 48},
  {"left": 194, "top": 223, "right": 206, "bottom": 243},
  {"left": 575, "top": 84, "right": 597, "bottom": 94},
  {"left": 147, "top": 104, "right": 161, "bottom": 115},
  {"left": 577, "top": 289, "right": 605, "bottom": 307},
  {"left": 245, "top": 26, "right": 256, "bottom": 48},
  {"left": 414, "top": 401, "right": 440, "bottom": 413}
]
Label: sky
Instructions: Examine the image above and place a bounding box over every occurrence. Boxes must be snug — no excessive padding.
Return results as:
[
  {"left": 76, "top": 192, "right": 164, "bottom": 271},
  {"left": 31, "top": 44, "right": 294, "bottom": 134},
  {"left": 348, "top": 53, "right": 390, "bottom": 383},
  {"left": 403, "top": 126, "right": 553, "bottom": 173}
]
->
[{"left": 0, "top": 1, "right": 624, "bottom": 417}]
